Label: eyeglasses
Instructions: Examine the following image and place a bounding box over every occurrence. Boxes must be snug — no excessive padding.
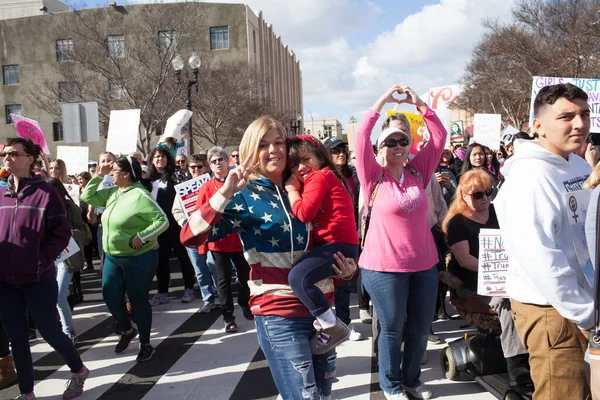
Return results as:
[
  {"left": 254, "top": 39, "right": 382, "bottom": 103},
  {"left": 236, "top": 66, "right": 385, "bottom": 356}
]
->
[
  {"left": 231, "top": 154, "right": 240, "bottom": 158},
  {"left": 382, "top": 138, "right": 410, "bottom": 148},
  {"left": 467, "top": 188, "right": 493, "bottom": 200},
  {"left": 496, "top": 153, "right": 503, "bottom": 157},
  {"left": 210, "top": 157, "right": 224, "bottom": 164},
  {"left": 189, "top": 165, "right": 204, "bottom": 169},
  {"left": 330, "top": 147, "right": 347, "bottom": 154},
  {"left": 175, "top": 160, "right": 186, "bottom": 164},
  {"left": 1, "top": 151, "right": 30, "bottom": 158}
]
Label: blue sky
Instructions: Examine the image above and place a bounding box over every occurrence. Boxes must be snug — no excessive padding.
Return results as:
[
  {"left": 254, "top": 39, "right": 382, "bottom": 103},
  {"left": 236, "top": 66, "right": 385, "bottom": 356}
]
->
[{"left": 68, "top": 0, "right": 515, "bottom": 125}]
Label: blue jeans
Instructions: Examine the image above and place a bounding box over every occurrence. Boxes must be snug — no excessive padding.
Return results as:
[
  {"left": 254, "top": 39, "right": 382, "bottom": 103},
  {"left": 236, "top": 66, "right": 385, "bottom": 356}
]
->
[
  {"left": 362, "top": 267, "right": 438, "bottom": 394},
  {"left": 56, "top": 262, "right": 74, "bottom": 335},
  {"left": 0, "top": 278, "right": 83, "bottom": 394},
  {"left": 185, "top": 247, "right": 217, "bottom": 303},
  {"left": 255, "top": 315, "right": 336, "bottom": 400}
]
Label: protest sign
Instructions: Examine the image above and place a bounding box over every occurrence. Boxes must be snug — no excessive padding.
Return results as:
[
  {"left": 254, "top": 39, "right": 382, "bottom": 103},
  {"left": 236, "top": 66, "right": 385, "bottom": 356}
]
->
[
  {"left": 564, "top": 190, "right": 595, "bottom": 288},
  {"left": 106, "top": 109, "right": 140, "bottom": 154},
  {"left": 64, "top": 184, "right": 80, "bottom": 206},
  {"left": 477, "top": 229, "right": 509, "bottom": 297},
  {"left": 450, "top": 121, "right": 464, "bottom": 143},
  {"left": 473, "top": 114, "right": 502, "bottom": 149},
  {"left": 56, "top": 237, "right": 80, "bottom": 264},
  {"left": 57, "top": 146, "right": 89, "bottom": 176},
  {"left": 175, "top": 173, "right": 211, "bottom": 218},
  {"left": 11, "top": 114, "right": 49, "bottom": 154},
  {"left": 162, "top": 110, "right": 193, "bottom": 141},
  {"left": 530, "top": 76, "right": 600, "bottom": 132},
  {"left": 386, "top": 110, "right": 427, "bottom": 154},
  {"left": 501, "top": 126, "right": 519, "bottom": 144},
  {"left": 427, "top": 85, "right": 462, "bottom": 147},
  {"left": 61, "top": 102, "right": 100, "bottom": 143}
]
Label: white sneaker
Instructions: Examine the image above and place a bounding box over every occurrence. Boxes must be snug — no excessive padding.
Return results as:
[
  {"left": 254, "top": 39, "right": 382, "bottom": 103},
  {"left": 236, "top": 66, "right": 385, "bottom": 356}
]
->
[
  {"left": 181, "top": 288, "right": 195, "bottom": 303},
  {"left": 383, "top": 391, "right": 409, "bottom": 400},
  {"left": 149, "top": 293, "right": 169, "bottom": 306},
  {"left": 348, "top": 324, "right": 363, "bottom": 341},
  {"left": 404, "top": 384, "right": 433, "bottom": 399},
  {"left": 359, "top": 309, "right": 372, "bottom": 323}
]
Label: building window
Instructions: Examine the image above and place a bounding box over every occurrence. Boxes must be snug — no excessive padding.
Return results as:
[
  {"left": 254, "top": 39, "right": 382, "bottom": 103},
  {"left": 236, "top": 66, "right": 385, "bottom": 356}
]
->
[
  {"left": 58, "top": 81, "right": 78, "bottom": 102},
  {"left": 56, "top": 39, "right": 74, "bottom": 62},
  {"left": 109, "top": 81, "right": 126, "bottom": 99},
  {"left": 158, "top": 30, "right": 176, "bottom": 53},
  {"left": 210, "top": 26, "right": 229, "bottom": 50},
  {"left": 323, "top": 125, "right": 332, "bottom": 139},
  {"left": 3, "top": 65, "right": 19, "bottom": 85},
  {"left": 53, "top": 122, "right": 64, "bottom": 141},
  {"left": 107, "top": 35, "right": 125, "bottom": 58},
  {"left": 5, "top": 104, "right": 21, "bottom": 124}
]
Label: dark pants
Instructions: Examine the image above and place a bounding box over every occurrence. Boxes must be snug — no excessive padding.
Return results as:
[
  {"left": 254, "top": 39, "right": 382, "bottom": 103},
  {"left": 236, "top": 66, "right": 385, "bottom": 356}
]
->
[
  {"left": 289, "top": 243, "right": 359, "bottom": 318},
  {"left": 83, "top": 223, "right": 98, "bottom": 267},
  {"left": 212, "top": 251, "right": 251, "bottom": 323},
  {"left": 356, "top": 270, "right": 370, "bottom": 311},
  {"left": 0, "top": 278, "right": 83, "bottom": 394},
  {"left": 431, "top": 228, "right": 448, "bottom": 319},
  {"left": 156, "top": 223, "right": 195, "bottom": 293},
  {"left": 103, "top": 249, "right": 158, "bottom": 344},
  {"left": 334, "top": 280, "right": 351, "bottom": 325},
  {"left": 0, "top": 319, "right": 9, "bottom": 358}
]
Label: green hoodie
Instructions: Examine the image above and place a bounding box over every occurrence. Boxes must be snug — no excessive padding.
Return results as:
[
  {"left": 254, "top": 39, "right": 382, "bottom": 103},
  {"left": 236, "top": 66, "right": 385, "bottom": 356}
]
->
[{"left": 81, "top": 175, "right": 169, "bottom": 257}]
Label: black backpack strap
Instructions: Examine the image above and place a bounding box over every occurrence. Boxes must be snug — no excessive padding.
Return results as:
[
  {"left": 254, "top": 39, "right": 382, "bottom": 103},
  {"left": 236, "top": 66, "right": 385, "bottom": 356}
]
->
[
  {"left": 360, "top": 169, "right": 384, "bottom": 249},
  {"left": 405, "top": 165, "right": 424, "bottom": 188}
]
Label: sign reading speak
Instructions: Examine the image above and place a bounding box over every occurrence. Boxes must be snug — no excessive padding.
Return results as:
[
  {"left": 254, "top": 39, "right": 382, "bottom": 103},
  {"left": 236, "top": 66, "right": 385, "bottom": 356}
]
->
[
  {"left": 174, "top": 174, "right": 211, "bottom": 218},
  {"left": 477, "top": 228, "right": 509, "bottom": 297},
  {"left": 11, "top": 114, "right": 50, "bottom": 154},
  {"left": 474, "top": 114, "right": 502, "bottom": 149},
  {"left": 106, "top": 109, "right": 141, "bottom": 154}
]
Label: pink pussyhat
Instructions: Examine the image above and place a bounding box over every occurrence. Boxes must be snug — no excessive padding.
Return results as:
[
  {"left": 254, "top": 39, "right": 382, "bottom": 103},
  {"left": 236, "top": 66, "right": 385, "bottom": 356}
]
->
[{"left": 454, "top": 149, "right": 466, "bottom": 161}]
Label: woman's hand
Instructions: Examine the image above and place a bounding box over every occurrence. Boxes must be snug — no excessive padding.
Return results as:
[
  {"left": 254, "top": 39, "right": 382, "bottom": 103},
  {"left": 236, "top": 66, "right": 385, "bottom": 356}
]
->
[
  {"left": 97, "top": 162, "right": 113, "bottom": 177},
  {"left": 131, "top": 235, "right": 144, "bottom": 250},
  {"left": 331, "top": 252, "right": 357, "bottom": 280},
  {"left": 397, "top": 86, "right": 427, "bottom": 113},
  {"left": 219, "top": 153, "right": 259, "bottom": 199},
  {"left": 285, "top": 173, "right": 301, "bottom": 193},
  {"left": 372, "top": 85, "right": 403, "bottom": 113}
]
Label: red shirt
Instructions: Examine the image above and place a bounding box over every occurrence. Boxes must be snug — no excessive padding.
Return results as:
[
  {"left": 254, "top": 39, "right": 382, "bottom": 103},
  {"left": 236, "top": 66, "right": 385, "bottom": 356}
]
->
[{"left": 292, "top": 167, "right": 359, "bottom": 246}]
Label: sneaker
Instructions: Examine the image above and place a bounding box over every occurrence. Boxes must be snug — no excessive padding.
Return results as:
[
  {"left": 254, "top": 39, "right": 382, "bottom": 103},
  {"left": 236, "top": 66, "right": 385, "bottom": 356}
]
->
[
  {"left": 310, "top": 318, "right": 350, "bottom": 355},
  {"left": 11, "top": 395, "right": 36, "bottom": 400},
  {"left": 348, "top": 324, "right": 363, "bottom": 341},
  {"left": 115, "top": 328, "right": 138, "bottom": 354},
  {"left": 359, "top": 309, "right": 372, "bottom": 324},
  {"left": 383, "top": 392, "right": 408, "bottom": 400},
  {"left": 428, "top": 333, "right": 441, "bottom": 344},
  {"left": 421, "top": 351, "right": 428, "bottom": 365},
  {"left": 199, "top": 302, "right": 215, "bottom": 313},
  {"left": 240, "top": 305, "right": 254, "bottom": 320},
  {"left": 149, "top": 293, "right": 169, "bottom": 306},
  {"left": 404, "top": 384, "right": 433, "bottom": 399},
  {"left": 62, "top": 365, "right": 89, "bottom": 400},
  {"left": 83, "top": 265, "right": 94, "bottom": 272},
  {"left": 136, "top": 343, "right": 155, "bottom": 362},
  {"left": 225, "top": 321, "right": 238, "bottom": 333},
  {"left": 181, "top": 288, "right": 195, "bottom": 304}
]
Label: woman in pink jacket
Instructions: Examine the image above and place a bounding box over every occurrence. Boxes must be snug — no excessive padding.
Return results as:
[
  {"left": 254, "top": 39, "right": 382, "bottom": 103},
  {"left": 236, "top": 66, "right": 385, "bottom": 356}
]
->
[{"left": 355, "top": 86, "right": 447, "bottom": 400}]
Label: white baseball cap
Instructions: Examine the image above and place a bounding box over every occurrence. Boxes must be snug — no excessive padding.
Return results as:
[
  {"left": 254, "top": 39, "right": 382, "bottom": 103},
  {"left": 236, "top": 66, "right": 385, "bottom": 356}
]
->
[{"left": 376, "top": 127, "right": 411, "bottom": 148}]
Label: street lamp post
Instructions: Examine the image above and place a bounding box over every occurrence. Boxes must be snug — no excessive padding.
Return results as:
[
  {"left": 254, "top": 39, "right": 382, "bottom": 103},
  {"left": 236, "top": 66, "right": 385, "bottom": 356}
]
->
[{"left": 172, "top": 53, "right": 201, "bottom": 155}]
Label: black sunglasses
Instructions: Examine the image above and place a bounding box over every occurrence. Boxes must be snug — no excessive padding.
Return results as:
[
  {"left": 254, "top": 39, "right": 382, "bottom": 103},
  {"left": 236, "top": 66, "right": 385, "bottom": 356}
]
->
[
  {"left": 330, "top": 146, "right": 347, "bottom": 154},
  {"left": 383, "top": 138, "right": 410, "bottom": 148},
  {"left": 210, "top": 157, "right": 224, "bottom": 164},
  {"left": 189, "top": 165, "right": 204, "bottom": 169},
  {"left": 231, "top": 154, "right": 240, "bottom": 158},
  {"left": 468, "top": 188, "right": 493, "bottom": 200}
]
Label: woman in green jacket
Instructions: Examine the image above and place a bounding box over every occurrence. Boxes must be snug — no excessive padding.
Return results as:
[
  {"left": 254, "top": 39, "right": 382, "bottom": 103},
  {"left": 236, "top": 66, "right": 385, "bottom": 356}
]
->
[{"left": 81, "top": 156, "right": 168, "bottom": 362}]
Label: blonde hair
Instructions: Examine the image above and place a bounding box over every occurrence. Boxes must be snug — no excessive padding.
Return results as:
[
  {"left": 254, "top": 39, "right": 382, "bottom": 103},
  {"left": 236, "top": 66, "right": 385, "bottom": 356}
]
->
[
  {"left": 442, "top": 169, "right": 494, "bottom": 233},
  {"left": 239, "top": 116, "right": 287, "bottom": 178},
  {"left": 50, "top": 159, "right": 70, "bottom": 184},
  {"left": 584, "top": 162, "right": 600, "bottom": 189}
]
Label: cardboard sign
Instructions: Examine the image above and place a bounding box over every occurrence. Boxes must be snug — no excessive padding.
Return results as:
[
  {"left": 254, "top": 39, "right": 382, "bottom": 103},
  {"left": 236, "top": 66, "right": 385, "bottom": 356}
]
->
[
  {"left": 174, "top": 174, "right": 211, "bottom": 218},
  {"left": 565, "top": 189, "right": 595, "bottom": 288},
  {"left": 473, "top": 114, "right": 502, "bottom": 149},
  {"left": 106, "top": 109, "right": 140, "bottom": 154},
  {"left": 386, "top": 110, "right": 427, "bottom": 154},
  {"left": 162, "top": 109, "right": 192, "bottom": 140},
  {"left": 56, "top": 237, "right": 80, "bottom": 264},
  {"left": 11, "top": 114, "right": 49, "bottom": 154},
  {"left": 530, "top": 76, "right": 600, "bottom": 132},
  {"left": 477, "top": 229, "right": 509, "bottom": 297},
  {"left": 57, "top": 146, "right": 89, "bottom": 176},
  {"left": 64, "top": 184, "right": 80, "bottom": 206}
]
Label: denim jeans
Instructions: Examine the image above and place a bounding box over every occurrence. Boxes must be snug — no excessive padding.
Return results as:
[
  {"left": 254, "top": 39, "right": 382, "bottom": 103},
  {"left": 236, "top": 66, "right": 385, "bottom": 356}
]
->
[
  {"left": 255, "top": 315, "right": 336, "bottom": 400},
  {"left": 56, "top": 262, "right": 74, "bottom": 335},
  {"left": 185, "top": 247, "right": 217, "bottom": 303},
  {"left": 362, "top": 266, "right": 438, "bottom": 395},
  {"left": 0, "top": 278, "right": 83, "bottom": 394}
]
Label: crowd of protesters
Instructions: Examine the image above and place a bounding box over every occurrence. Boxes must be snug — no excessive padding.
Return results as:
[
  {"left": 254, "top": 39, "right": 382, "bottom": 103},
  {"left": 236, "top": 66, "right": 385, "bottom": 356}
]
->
[{"left": 0, "top": 82, "right": 597, "bottom": 400}]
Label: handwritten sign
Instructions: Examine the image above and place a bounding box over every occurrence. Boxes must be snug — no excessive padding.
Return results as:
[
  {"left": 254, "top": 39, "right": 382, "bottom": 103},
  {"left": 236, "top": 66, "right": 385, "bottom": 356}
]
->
[
  {"left": 174, "top": 174, "right": 211, "bottom": 218},
  {"left": 474, "top": 114, "right": 502, "bottom": 149},
  {"left": 64, "top": 184, "right": 80, "bottom": 206},
  {"left": 530, "top": 76, "right": 600, "bottom": 132},
  {"left": 565, "top": 189, "right": 595, "bottom": 288},
  {"left": 57, "top": 146, "right": 89, "bottom": 176},
  {"left": 477, "top": 229, "right": 509, "bottom": 297},
  {"left": 56, "top": 237, "right": 80, "bottom": 264},
  {"left": 106, "top": 109, "right": 140, "bottom": 154},
  {"left": 162, "top": 110, "right": 192, "bottom": 140},
  {"left": 11, "top": 114, "right": 49, "bottom": 154}
]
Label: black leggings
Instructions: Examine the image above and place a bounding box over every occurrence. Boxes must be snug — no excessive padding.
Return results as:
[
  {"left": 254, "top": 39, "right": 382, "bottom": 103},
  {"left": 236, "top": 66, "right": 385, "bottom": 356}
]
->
[
  {"left": 212, "top": 251, "right": 251, "bottom": 323},
  {"left": 156, "top": 223, "right": 196, "bottom": 293}
]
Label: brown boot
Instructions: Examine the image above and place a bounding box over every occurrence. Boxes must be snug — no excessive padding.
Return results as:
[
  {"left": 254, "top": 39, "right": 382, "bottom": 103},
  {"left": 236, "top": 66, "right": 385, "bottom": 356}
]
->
[{"left": 0, "top": 353, "right": 17, "bottom": 389}]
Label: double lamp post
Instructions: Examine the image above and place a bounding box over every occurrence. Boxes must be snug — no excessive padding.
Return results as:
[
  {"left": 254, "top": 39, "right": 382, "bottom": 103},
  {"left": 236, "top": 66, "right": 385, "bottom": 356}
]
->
[{"left": 172, "top": 52, "right": 201, "bottom": 155}]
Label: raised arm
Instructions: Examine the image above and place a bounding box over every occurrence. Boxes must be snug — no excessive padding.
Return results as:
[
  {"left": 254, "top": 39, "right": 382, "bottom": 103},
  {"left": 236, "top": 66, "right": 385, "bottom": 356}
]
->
[
  {"left": 80, "top": 174, "right": 116, "bottom": 208},
  {"left": 407, "top": 107, "right": 448, "bottom": 187}
]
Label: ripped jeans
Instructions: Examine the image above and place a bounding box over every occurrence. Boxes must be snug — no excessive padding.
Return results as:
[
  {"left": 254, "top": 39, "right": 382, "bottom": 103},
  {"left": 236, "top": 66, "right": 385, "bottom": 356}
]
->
[{"left": 255, "top": 315, "right": 336, "bottom": 400}]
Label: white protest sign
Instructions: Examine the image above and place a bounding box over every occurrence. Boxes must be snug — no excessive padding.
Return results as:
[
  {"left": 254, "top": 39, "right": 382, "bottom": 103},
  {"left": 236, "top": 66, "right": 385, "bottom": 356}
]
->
[
  {"left": 57, "top": 146, "right": 89, "bottom": 176},
  {"left": 106, "top": 109, "right": 140, "bottom": 154},
  {"left": 565, "top": 190, "right": 595, "bottom": 288},
  {"left": 474, "top": 114, "right": 502, "bottom": 149},
  {"left": 501, "top": 126, "right": 519, "bottom": 143},
  {"left": 56, "top": 237, "right": 80, "bottom": 264},
  {"left": 64, "top": 184, "right": 80, "bottom": 206},
  {"left": 175, "top": 174, "right": 211, "bottom": 218},
  {"left": 530, "top": 76, "right": 600, "bottom": 132},
  {"left": 162, "top": 110, "right": 192, "bottom": 141},
  {"left": 477, "top": 228, "right": 509, "bottom": 297}
]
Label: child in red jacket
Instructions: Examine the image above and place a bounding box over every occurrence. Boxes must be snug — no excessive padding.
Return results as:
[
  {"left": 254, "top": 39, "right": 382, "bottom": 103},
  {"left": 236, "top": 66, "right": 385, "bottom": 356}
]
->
[{"left": 285, "top": 135, "right": 359, "bottom": 355}]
